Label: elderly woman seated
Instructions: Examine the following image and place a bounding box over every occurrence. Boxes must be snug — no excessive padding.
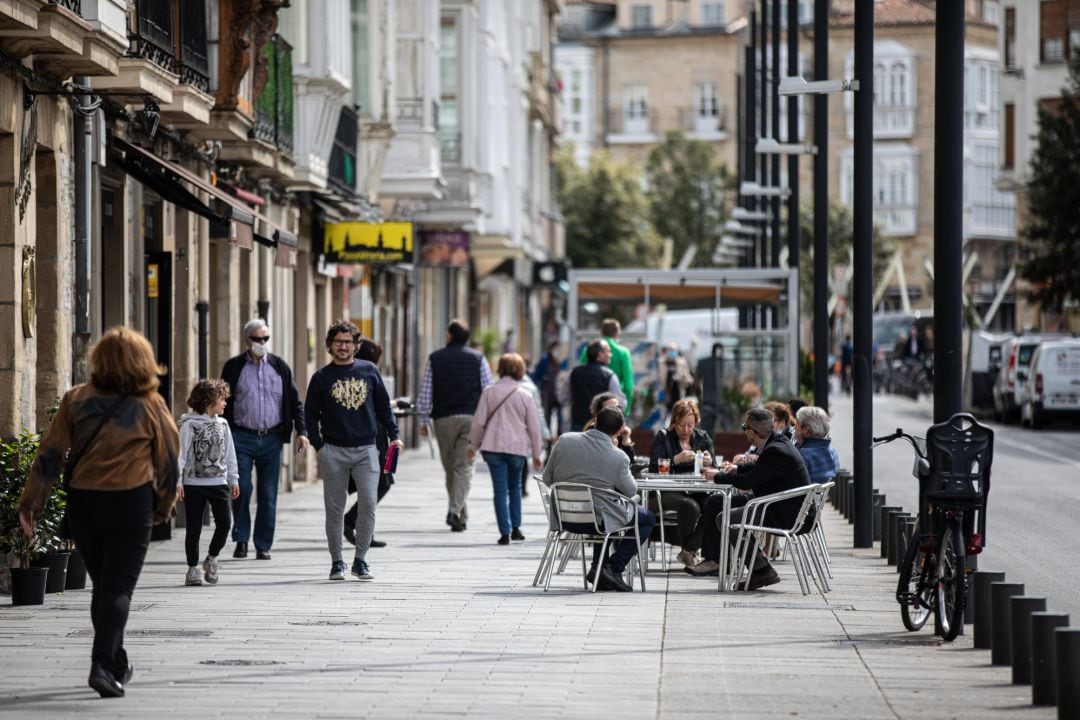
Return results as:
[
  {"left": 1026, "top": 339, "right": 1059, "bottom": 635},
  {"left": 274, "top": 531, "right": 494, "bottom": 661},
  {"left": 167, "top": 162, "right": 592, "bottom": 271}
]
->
[
  {"left": 646, "top": 399, "right": 715, "bottom": 566},
  {"left": 794, "top": 406, "right": 841, "bottom": 483}
]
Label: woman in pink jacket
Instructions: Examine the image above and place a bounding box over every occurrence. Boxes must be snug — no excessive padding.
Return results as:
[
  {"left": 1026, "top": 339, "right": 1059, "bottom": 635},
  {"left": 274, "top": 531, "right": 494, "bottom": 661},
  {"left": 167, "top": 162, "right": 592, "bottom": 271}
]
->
[{"left": 468, "top": 353, "right": 544, "bottom": 545}]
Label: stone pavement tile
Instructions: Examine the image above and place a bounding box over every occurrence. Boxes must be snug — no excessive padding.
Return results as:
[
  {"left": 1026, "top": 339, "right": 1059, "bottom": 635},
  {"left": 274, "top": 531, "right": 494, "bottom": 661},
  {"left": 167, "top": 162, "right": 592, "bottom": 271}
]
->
[{"left": 0, "top": 449, "right": 1056, "bottom": 719}]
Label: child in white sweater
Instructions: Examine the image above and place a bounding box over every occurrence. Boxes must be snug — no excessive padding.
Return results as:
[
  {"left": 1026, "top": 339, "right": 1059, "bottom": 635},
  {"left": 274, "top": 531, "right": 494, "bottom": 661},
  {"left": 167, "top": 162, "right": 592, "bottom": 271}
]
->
[{"left": 178, "top": 380, "right": 239, "bottom": 586}]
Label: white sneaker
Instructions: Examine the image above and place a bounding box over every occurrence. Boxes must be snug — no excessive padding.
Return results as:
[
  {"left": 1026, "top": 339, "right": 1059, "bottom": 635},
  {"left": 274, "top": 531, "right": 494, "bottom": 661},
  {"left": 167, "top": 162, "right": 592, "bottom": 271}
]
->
[
  {"left": 203, "top": 556, "right": 219, "bottom": 585},
  {"left": 185, "top": 567, "right": 202, "bottom": 586}
]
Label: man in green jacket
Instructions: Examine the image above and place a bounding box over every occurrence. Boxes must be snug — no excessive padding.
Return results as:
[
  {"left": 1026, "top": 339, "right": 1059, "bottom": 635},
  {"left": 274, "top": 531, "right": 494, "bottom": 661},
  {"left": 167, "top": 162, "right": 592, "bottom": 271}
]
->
[{"left": 579, "top": 318, "right": 634, "bottom": 412}]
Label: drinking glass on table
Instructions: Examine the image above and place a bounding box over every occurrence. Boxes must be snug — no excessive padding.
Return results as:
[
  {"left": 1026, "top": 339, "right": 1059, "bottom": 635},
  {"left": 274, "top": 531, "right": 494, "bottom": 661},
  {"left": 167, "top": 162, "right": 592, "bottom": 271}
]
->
[{"left": 658, "top": 457, "right": 670, "bottom": 475}]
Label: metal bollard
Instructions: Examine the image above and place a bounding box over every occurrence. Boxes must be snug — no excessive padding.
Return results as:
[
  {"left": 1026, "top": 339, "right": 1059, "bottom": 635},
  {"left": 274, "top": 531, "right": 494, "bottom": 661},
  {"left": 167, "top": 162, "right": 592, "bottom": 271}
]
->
[
  {"left": 897, "top": 517, "right": 917, "bottom": 574},
  {"left": 1055, "top": 628, "right": 1080, "bottom": 719},
  {"left": 836, "top": 473, "right": 849, "bottom": 513},
  {"left": 990, "top": 582, "right": 1025, "bottom": 666},
  {"left": 888, "top": 512, "right": 909, "bottom": 567},
  {"left": 1010, "top": 596, "right": 1047, "bottom": 684},
  {"left": 1031, "top": 612, "right": 1069, "bottom": 705},
  {"left": 973, "top": 570, "right": 1007, "bottom": 649},
  {"left": 872, "top": 492, "right": 886, "bottom": 542},
  {"left": 844, "top": 480, "right": 855, "bottom": 523},
  {"left": 879, "top": 506, "right": 901, "bottom": 559}
]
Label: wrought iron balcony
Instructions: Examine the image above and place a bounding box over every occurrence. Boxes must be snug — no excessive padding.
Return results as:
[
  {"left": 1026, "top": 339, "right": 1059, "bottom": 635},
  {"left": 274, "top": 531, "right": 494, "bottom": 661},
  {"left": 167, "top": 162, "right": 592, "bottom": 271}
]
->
[
  {"left": 250, "top": 34, "right": 293, "bottom": 153},
  {"left": 328, "top": 106, "right": 359, "bottom": 194},
  {"left": 178, "top": 0, "right": 210, "bottom": 92},
  {"left": 129, "top": 0, "right": 176, "bottom": 74},
  {"left": 50, "top": 0, "right": 82, "bottom": 14}
]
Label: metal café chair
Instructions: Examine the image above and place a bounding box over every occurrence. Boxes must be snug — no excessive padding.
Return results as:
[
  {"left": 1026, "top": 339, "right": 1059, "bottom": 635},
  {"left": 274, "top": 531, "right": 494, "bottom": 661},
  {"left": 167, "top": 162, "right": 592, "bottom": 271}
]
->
[
  {"left": 726, "top": 485, "right": 821, "bottom": 595},
  {"left": 543, "top": 482, "right": 647, "bottom": 593}
]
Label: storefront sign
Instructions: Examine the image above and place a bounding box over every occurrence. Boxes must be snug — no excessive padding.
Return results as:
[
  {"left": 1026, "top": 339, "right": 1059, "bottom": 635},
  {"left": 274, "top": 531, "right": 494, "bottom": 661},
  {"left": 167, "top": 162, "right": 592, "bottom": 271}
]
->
[
  {"left": 419, "top": 230, "right": 469, "bottom": 266},
  {"left": 323, "top": 221, "right": 414, "bottom": 264},
  {"left": 147, "top": 263, "right": 159, "bottom": 299}
]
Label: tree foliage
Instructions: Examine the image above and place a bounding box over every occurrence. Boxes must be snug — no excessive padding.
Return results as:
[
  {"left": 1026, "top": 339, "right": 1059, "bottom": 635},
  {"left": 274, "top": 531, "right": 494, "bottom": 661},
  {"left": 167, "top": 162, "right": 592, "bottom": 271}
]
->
[
  {"left": 645, "top": 131, "right": 734, "bottom": 267},
  {"left": 798, "top": 200, "right": 893, "bottom": 312},
  {"left": 1021, "top": 50, "right": 1080, "bottom": 308},
  {"left": 554, "top": 144, "right": 662, "bottom": 269}
]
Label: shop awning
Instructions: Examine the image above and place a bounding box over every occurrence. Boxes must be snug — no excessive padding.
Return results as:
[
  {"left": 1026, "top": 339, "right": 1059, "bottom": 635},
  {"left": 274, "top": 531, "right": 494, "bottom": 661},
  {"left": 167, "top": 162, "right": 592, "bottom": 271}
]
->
[
  {"left": 575, "top": 280, "right": 784, "bottom": 304},
  {"left": 109, "top": 137, "right": 296, "bottom": 260}
]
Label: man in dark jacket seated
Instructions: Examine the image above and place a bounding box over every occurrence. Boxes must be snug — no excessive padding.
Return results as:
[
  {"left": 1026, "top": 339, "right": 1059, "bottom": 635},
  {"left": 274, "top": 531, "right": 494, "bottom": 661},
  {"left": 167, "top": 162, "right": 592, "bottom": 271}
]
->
[{"left": 685, "top": 407, "right": 813, "bottom": 590}]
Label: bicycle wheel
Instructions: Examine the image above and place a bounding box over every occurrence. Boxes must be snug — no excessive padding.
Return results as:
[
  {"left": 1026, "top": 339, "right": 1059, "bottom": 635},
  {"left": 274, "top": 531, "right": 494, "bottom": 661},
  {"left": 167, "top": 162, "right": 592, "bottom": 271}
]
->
[
  {"left": 897, "top": 529, "right": 933, "bottom": 631},
  {"left": 934, "top": 518, "right": 966, "bottom": 641}
]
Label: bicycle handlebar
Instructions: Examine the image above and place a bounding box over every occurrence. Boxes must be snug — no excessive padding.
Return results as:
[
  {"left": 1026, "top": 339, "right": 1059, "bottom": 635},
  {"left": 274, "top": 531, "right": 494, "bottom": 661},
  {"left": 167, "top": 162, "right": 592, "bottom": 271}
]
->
[
  {"left": 872, "top": 429, "right": 904, "bottom": 444},
  {"left": 871, "top": 428, "right": 926, "bottom": 457}
]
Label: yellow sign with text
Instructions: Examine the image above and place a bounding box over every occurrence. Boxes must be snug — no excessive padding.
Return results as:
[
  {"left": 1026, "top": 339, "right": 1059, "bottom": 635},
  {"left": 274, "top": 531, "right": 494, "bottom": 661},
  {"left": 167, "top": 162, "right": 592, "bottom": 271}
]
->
[{"left": 323, "top": 221, "right": 414, "bottom": 264}]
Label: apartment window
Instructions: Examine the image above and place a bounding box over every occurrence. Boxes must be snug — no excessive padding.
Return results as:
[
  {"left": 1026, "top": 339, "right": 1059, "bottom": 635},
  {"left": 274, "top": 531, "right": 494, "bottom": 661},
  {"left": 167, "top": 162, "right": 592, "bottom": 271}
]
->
[
  {"left": 1041, "top": 0, "right": 1066, "bottom": 63},
  {"left": 439, "top": 14, "right": 460, "bottom": 162},
  {"left": 693, "top": 82, "right": 718, "bottom": 118},
  {"left": 982, "top": 0, "right": 1000, "bottom": 24},
  {"left": 1003, "top": 103, "right": 1015, "bottom": 169},
  {"left": 970, "top": 142, "right": 1016, "bottom": 231},
  {"left": 396, "top": 0, "right": 423, "bottom": 120},
  {"left": 701, "top": 2, "right": 725, "bottom": 26},
  {"left": 1004, "top": 7, "right": 1016, "bottom": 68},
  {"left": 630, "top": 4, "right": 652, "bottom": 29},
  {"left": 976, "top": 65, "right": 989, "bottom": 109},
  {"left": 567, "top": 68, "right": 586, "bottom": 138},
  {"left": 624, "top": 85, "right": 649, "bottom": 134},
  {"left": 840, "top": 151, "right": 918, "bottom": 236},
  {"left": 350, "top": 0, "right": 369, "bottom": 111}
]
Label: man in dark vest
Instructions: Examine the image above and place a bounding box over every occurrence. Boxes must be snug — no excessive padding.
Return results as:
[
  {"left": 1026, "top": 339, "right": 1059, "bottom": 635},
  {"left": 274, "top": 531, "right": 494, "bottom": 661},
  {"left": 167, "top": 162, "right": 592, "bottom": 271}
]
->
[
  {"left": 418, "top": 319, "right": 493, "bottom": 531},
  {"left": 560, "top": 339, "right": 625, "bottom": 432}
]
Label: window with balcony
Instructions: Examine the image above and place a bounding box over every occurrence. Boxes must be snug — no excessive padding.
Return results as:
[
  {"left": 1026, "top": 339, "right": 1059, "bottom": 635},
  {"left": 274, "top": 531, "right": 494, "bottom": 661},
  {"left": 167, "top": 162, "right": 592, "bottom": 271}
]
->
[
  {"left": 966, "top": 59, "right": 999, "bottom": 131},
  {"left": 566, "top": 68, "right": 587, "bottom": 141},
  {"left": 250, "top": 35, "right": 294, "bottom": 153},
  {"left": 1004, "top": 7, "right": 1017, "bottom": 69},
  {"left": 178, "top": 0, "right": 210, "bottom": 91},
  {"left": 846, "top": 48, "right": 915, "bottom": 138},
  {"left": 130, "top": 0, "right": 177, "bottom": 73},
  {"left": 396, "top": 0, "right": 425, "bottom": 123},
  {"left": 1039, "top": 0, "right": 1080, "bottom": 63},
  {"left": 630, "top": 4, "right": 653, "bottom": 29},
  {"left": 701, "top": 2, "right": 725, "bottom": 26},
  {"left": 351, "top": 0, "right": 369, "bottom": 112},
  {"left": 623, "top": 85, "right": 649, "bottom": 134},
  {"left": 840, "top": 150, "right": 918, "bottom": 236},
  {"left": 691, "top": 82, "right": 720, "bottom": 133},
  {"left": 968, "top": 142, "right": 1016, "bottom": 233},
  {"left": 438, "top": 13, "right": 461, "bottom": 163}
]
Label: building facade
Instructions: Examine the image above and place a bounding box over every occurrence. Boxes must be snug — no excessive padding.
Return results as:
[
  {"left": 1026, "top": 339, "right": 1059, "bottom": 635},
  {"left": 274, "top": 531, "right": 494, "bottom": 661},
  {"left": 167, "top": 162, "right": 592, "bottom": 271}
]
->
[{"left": 998, "top": 0, "right": 1077, "bottom": 331}]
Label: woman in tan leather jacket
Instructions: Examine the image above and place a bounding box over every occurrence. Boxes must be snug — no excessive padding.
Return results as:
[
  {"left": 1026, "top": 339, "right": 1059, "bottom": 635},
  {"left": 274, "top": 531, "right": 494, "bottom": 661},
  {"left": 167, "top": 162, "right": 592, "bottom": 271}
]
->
[{"left": 19, "top": 326, "right": 179, "bottom": 698}]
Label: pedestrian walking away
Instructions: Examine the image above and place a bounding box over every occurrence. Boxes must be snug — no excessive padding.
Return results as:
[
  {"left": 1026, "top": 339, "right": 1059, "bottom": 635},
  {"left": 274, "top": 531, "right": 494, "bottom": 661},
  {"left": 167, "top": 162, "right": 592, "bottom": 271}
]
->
[
  {"left": 467, "top": 353, "right": 544, "bottom": 544},
  {"left": 306, "top": 321, "right": 402, "bottom": 582},
  {"left": 177, "top": 379, "right": 240, "bottom": 587},
  {"left": 562, "top": 338, "right": 625, "bottom": 432},
  {"left": 417, "top": 319, "right": 493, "bottom": 532},
  {"left": 18, "top": 327, "right": 179, "bottom": 698},
  {"left": 221, "top": 318, "right": 309, "bottom": 561}
]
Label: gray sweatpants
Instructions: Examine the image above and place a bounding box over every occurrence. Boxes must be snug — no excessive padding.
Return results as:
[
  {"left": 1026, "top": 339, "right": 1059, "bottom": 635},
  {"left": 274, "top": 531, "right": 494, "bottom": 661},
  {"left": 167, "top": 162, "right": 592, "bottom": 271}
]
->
[{"left": 319, "top": 443, "right": 379, "bottom": 563}]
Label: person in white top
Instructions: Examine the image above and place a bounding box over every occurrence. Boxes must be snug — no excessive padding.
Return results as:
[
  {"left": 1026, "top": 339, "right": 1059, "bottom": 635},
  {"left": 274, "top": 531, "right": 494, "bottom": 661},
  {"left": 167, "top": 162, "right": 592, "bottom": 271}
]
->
[
  {"left": 467, "top": 354, "right": 544, "bottom": 545},
  {"left": 177, "top": 379, "right": 239, "bottom": 586}
]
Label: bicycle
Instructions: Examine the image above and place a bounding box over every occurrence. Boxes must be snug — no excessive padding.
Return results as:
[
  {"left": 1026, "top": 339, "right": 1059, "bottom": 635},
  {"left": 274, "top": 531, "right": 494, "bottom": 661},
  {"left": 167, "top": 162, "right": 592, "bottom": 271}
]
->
[{"left": 872, "top": 413, "right": 993, "bottom": 641}]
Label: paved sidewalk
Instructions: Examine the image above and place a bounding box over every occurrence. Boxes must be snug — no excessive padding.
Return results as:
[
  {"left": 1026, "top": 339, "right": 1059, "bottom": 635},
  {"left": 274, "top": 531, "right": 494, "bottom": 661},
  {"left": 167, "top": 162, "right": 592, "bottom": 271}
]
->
[{"left": 0, "top": 448, "right": 1053, "bottom": 719}]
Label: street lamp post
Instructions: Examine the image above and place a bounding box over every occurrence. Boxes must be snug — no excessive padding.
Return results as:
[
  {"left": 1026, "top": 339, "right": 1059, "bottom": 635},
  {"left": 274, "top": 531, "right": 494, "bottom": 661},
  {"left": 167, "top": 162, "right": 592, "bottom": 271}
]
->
[
  {"left": 813, "top": 0, "right": 830, "bottom": 414},
  {"left": 852, "top": 0, "right": 874, "bottom": 549},
  {"left": 787, "top": 0, "right": 800, "bottom": 364}
]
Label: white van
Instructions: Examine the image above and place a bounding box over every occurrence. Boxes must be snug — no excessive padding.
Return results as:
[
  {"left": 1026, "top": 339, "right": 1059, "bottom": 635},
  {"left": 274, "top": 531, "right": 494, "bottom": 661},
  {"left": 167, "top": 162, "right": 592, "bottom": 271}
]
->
[
  {"left": 992, "top": 334, "right": 1066, "bottom": 423},
  {"left": 1020, "top": 340, "right": 1080, "bottom": 428}
]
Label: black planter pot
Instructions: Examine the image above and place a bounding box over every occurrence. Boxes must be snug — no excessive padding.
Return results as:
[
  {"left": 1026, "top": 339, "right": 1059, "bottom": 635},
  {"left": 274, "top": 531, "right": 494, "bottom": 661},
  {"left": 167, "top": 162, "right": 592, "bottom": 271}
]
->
[
  {"left": 31, "top": 552, "right": 70, "bottom": 593},
  {"left": 10, "top": 567, "right": 49, "bottom": 606},
  {"left": 65, "top": 550, "right": 87, "bottom": 590}
]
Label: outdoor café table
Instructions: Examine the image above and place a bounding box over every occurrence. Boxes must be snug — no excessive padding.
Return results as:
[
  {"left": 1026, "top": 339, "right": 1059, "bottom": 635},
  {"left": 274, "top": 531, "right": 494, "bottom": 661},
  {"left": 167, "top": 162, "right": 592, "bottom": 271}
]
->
[{"left": 638, "top": 474, "right": 737, "bottom": 591}]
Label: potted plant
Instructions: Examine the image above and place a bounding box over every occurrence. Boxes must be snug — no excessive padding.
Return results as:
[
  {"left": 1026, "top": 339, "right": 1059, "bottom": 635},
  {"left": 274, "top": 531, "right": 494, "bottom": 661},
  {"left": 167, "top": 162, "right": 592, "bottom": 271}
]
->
[
  {"left": 0, "top": 429, "right": 51, "bottom": 605},
  {"left": 29, "top": 484, "right": 69, "bottom": 593}
]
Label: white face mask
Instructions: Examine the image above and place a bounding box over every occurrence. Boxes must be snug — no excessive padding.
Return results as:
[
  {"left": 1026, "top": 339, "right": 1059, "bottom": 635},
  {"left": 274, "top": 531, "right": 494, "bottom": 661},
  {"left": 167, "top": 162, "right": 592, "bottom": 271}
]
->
[{"left": 249, "top": 341, "right": 269, "bottom": 358}]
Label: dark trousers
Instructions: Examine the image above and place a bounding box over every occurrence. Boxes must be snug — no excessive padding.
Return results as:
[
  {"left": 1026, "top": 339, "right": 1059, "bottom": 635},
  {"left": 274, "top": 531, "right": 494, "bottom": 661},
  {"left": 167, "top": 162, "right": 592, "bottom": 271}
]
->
[
  {"left": 566, "top": 506, "right": 657, "bottom": 573},
  {"left": 699, "top": 493, "right": 769, "bottom": 573},
  {"left": 183, "top": 485, "right": 232, "bottom": 566},
  {"left": 646, "top": 491, "right": 703, "bottom": 551},
  {"left": 232, "top": 430, "right": 284, "bottom": 551},
  {"left": 68, "top": 483, "right": 153, "bottom": 680}
]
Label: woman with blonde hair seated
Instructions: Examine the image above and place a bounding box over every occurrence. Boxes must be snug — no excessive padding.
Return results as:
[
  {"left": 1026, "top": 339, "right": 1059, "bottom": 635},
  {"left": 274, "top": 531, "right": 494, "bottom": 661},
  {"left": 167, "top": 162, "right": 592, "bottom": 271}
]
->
[{"left": 647, "top": 399, "right": 715, "bottom": 566}]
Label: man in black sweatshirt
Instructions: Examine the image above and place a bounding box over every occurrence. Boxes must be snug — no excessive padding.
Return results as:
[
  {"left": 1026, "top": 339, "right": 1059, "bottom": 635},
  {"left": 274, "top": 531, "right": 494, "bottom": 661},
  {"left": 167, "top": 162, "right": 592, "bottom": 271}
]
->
[{"left": 305, "top": 321, "right": 401, "bottom": 582}]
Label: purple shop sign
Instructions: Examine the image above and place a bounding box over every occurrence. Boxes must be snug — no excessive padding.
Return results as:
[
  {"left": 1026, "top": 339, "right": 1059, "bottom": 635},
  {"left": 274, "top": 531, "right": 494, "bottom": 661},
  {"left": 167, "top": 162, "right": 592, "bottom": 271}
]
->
[{"left": 419, "top": 230, "right": 470, "bottom": 266}]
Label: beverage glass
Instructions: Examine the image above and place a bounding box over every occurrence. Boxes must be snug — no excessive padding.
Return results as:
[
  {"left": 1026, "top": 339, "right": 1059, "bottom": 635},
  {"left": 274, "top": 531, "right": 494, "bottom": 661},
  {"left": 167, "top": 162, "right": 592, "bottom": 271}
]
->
[{"left": 658, "top": 458, "right": 670, "bottom": 475}]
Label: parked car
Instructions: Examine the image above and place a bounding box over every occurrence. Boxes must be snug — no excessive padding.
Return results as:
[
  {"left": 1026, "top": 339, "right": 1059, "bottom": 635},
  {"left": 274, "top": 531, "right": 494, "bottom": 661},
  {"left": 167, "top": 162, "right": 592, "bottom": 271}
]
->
[
  {"left": 1020, "top": 340, "right": 1080, "bottom": 428},
  {"left": 992, "top": 334, "right": 1067, "bottom": 423}
]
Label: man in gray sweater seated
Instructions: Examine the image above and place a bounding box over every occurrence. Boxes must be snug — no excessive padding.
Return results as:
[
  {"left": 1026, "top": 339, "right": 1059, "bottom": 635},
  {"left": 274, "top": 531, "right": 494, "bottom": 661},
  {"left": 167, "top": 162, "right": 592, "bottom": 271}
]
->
[{"left": 542, "top": 407, "right": 656, "bottom": 592}]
